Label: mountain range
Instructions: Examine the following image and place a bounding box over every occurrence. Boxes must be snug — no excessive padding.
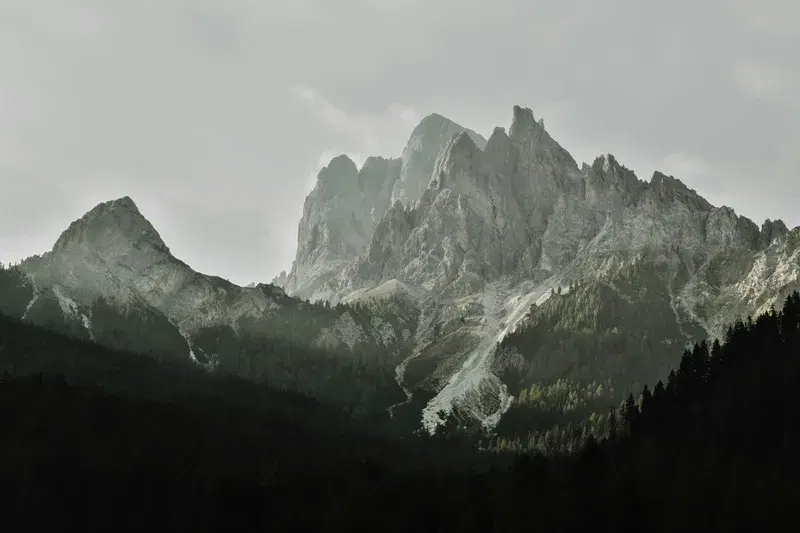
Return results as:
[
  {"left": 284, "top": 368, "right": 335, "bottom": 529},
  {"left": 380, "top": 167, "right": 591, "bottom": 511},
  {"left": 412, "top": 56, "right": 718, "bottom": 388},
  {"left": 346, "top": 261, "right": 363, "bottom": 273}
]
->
[{"left": 1, "top": 104, "right": 797, "bottom": 437}]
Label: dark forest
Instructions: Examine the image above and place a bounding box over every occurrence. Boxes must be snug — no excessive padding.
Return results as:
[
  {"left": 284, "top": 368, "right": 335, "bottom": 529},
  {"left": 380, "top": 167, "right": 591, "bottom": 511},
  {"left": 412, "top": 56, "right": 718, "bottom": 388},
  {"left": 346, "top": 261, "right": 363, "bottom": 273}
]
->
[{"left": 1, "top": 293, "right": 800, "bottom": 531}]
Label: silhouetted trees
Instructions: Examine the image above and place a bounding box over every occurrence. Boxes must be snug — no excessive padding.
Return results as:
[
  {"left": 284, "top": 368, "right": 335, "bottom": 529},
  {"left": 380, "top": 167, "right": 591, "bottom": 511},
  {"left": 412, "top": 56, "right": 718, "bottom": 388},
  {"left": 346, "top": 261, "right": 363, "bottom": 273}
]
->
[{"left": 2, "top": 289, "right": 800, "bottom": 531}]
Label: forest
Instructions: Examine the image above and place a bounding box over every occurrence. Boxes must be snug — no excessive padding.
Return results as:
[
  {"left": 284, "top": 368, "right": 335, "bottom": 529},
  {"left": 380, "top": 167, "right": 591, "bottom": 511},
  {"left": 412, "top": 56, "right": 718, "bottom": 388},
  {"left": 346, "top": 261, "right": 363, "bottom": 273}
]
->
[{"left": 1, "top": 291, "right": 800, "bottom": 530}]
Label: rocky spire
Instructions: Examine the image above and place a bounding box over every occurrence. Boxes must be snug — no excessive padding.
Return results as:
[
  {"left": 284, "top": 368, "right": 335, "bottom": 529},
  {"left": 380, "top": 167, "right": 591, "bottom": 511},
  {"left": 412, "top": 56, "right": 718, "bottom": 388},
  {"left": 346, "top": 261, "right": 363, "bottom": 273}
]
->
[
  {"left": 759, "top": 219, "right": 789, "bottom": 249},
  {"left": 313, "top": 154, "right": 360, "bottom": 200}
]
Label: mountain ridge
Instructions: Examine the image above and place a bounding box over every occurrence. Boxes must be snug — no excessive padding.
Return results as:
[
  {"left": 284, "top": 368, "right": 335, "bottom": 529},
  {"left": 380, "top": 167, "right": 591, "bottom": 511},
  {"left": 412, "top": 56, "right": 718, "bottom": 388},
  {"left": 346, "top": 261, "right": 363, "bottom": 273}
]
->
[{"left": 282, "top": 104, "right": 800, "bottom": 432}]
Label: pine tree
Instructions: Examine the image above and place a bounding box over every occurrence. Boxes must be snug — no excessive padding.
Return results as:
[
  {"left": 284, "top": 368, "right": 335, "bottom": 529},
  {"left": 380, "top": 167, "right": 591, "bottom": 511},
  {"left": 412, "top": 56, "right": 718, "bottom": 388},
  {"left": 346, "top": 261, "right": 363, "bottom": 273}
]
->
[
  {"left": 607, "top": 408, "right": 618, "bottom": 442},
  {"left": 690, "top": 340, "right": 710, "bottom": 385},
  {"left": 653, "top": 380, "right": 665, "bottom": 399},
  {"left": 620, "top": 393, "right": 637, "bottom": 436},
  {"left": 709, "top": 338, "right": 723, "bottom": 373},
  {"left": 666, "top": 369, "right": 677, "bottom": 393}
]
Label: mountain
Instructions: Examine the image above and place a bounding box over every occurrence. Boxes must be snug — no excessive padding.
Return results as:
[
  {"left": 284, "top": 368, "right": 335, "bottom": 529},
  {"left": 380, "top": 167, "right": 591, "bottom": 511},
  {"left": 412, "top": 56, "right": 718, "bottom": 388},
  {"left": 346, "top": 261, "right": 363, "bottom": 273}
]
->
[
  {"left": 2, "top": 104, "right": 797, "bottom": 437},
  {"left": 283, "top": 113, "right": 486, "bottom": 300},
  {"left": 1, "top": 197, "right": 418, "bottom": 418},
  {"left": 283, "top": 104, "right": 800, "bottom": 433}
]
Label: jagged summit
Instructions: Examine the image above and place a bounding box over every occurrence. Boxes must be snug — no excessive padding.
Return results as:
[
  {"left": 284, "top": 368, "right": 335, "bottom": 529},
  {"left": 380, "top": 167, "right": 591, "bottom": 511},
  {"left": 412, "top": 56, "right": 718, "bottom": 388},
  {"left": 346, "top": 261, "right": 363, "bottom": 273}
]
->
[
  {"left": 52, "top": 196, "right": 168, "bottom": 254},
  {"left": 86, "top": 195, "right": 141, "bottom": 215},
  {"left": 316, "top": 155, "right": 359, "bottom": 183},
  {"left": 408, "top": 112, "right": 485, "bottom": 146},
  {"left": 490, "top": 126, "right": 507, "bottom": 138},
  {"left": 391, "top": 112, "right": 487, "bottom": 205},
  {"left": 449, "top": 130, "right": 480, "bottom": 153},
  {"left": 324, "top": 154, "right": 358, "bottom": 171},
  {"left": 110, "top": 195, "right": 140, "bottom": 212},
  {"left": 591, "top": 154, "right": 620, "bottom": 172},
  {"left": 415, "top": 112, "right": 454, "bottom": 128},
  {"left": 649, "top": 170, "right": 701, "bottom": 194},
  {"left": 509, "top": 105, "right": 538, "bottom": 135},
  {"left": 760, "top": 219, "right": 789, "bottom": 248}
]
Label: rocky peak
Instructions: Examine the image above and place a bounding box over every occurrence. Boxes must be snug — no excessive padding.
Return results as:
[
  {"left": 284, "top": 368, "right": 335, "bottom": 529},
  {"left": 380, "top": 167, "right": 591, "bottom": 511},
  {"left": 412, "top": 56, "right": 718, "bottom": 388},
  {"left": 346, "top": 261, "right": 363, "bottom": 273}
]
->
[
  {"left": 508, "top": 105, "right": 557, "bottom": 150},
  {"left": 440, "top": 131, "right": 480, "bottom": 167},
  {"left": 358, "top": 156, "right": 403, "bottom": 222},
  {"left": 588, "top": 154, "right": 640, "bottom": 189},
  {"left": 484, "top": 126, "right": 518, "bottom": 176},
  {"left": 313, "top": 155, "right": 360, "bottom": 201},
  {"left": 285, "top": 153, "right": 401, "bottom": 299},
  {"left": 391, "top": 113, "right": 487, "bottom": 206},
  {"left": 704, "top": 206, "right": 760, "bottom": 251},
  {"left": 269, "top": 270, "right": 288, "bottom": 288},
  {"left": 759, "top": 219, "right": 789, "bottom": 249},
  {"left": 429, "top": 132, "right": 484, "bottom": 194},
  {"left": 52, "top": 196, "right": 169, "bottom": 254},
  {"left": 645, "top": 171, "right": 711, "bottom": 211},
  {"left": 509, "top": 105, "right": 539, "bottom": 138},
  {"left": 581, "top": 154, "right": 641, "bottom": 213},
  {"left": 487, "top": 126, "right": 508, "bottom": 143},
  {"left": 506, "top": 105, "right": 579, "bottom": 188}
]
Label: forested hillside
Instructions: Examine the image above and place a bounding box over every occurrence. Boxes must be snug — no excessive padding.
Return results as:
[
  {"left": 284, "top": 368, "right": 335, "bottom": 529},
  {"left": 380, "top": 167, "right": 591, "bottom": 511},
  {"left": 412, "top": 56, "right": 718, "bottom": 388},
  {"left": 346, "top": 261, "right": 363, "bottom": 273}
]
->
[
  {"left": 0, "top": 262, "right": 415, "bottom": 427},
  {"left": 1, "top": 293, "right": 800, "bottom": 530}
]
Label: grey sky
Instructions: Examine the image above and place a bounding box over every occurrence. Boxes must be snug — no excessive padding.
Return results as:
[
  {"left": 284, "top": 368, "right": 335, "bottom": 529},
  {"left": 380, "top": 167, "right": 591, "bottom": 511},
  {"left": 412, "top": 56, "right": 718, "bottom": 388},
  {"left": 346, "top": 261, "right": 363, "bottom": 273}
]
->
[{"left": 0, "top": 0, "right": 797, "bottom": 285}]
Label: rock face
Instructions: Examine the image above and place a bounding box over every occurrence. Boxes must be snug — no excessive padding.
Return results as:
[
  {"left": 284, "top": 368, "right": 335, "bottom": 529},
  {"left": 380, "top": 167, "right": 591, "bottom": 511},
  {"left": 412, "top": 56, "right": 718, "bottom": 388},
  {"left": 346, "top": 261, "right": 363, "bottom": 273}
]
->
[
  {"left": 284, "top": 104, "right": 800, "bottom": 433},
  {"left": 283, "top": 155, "right": 402, "bottom": 300},
  {"left": 391, "top": 113, "right": 487, "bottom": 205},
  {"left": 284, "top": 114, "right": 486, "bottom": 300}
]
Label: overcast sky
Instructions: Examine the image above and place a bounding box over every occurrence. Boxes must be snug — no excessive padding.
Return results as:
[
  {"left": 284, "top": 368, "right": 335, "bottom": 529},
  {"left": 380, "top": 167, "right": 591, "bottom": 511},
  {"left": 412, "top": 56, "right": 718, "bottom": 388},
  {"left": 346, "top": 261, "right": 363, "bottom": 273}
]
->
[{"left": 1, "top": 0, "right": 797, "bottom": 285}]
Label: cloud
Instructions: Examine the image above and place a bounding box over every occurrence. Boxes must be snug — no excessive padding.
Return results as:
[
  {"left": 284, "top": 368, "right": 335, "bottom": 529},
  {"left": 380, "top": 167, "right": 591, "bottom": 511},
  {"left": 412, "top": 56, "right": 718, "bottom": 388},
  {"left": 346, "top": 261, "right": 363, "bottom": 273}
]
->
[
  {"left": 290, "top": 85, "right": 415, "bottom": 195},
  {"left": 659, "top": 153, "right": 712, "bottom": 180},
  {"left": 727, "top": 0, "right": 800, "bottom": 36},
  {"left": 731, "top": 61, "right": 799, "bottom": 105},
  {"left": 357, "top": 0, "right": 420, "bottom": 10},
  {"left": 290, "top": 84, "right": 420, "bottom": 157}
]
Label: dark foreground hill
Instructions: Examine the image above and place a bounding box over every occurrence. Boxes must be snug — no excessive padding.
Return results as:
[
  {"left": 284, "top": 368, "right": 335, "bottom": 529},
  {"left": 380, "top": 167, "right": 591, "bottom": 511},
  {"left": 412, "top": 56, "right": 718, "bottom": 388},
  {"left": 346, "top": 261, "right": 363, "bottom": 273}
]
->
[{"left": 2, "top": 294, "right": 800, "bottom": 531}]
